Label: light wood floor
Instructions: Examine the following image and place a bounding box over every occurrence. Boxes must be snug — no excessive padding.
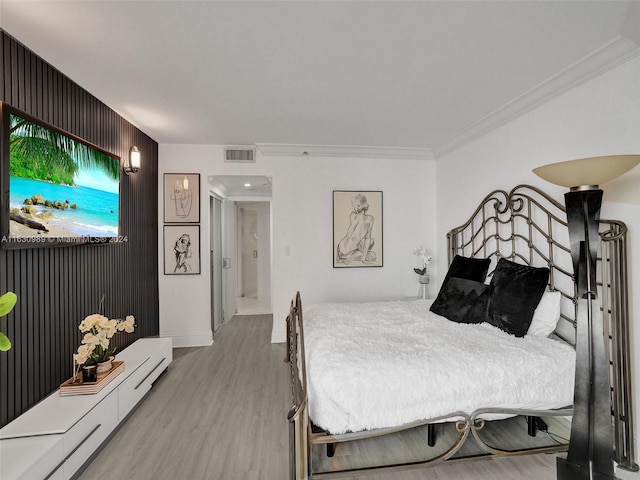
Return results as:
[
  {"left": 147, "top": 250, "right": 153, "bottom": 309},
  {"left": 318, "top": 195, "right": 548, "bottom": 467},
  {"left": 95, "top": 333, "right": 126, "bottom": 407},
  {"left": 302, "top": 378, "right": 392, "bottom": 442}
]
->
[
  {"left": 79, "top": 314, "right": 563, "bottom": 480},
  {"left": 236, "top": 296, "right": 272, "bottom": 315}
]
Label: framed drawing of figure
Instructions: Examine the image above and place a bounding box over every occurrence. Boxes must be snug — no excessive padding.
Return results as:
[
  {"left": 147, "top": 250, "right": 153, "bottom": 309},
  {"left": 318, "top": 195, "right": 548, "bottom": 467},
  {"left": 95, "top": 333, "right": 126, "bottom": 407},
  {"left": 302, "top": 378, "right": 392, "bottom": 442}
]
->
[
  {"left": 164, "top": 225, "right": 201, "bottom": 275},
  {"left": 333, "top": 190, "right": 383, "bottom": 268},
  {"left": 164, "top": 173, "right": 200, "bottom": 223}
]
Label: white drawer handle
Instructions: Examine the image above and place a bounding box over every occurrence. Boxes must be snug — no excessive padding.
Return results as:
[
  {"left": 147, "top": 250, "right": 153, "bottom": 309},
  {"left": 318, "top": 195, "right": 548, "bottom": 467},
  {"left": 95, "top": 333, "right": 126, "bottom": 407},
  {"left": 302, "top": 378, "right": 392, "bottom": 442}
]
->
[{"left": 135, "top": 358, "right": 166, "bottom": 390}]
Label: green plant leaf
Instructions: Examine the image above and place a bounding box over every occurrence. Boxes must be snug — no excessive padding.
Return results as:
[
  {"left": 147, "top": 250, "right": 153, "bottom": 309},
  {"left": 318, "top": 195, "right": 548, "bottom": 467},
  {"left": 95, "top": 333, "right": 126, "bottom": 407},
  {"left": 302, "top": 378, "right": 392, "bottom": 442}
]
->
[
  {"left": 0, "top": 332, "right": 11, "bottom": 351},
  {"left": 0, "top": 292, "right": 17, "bottom": 317}
]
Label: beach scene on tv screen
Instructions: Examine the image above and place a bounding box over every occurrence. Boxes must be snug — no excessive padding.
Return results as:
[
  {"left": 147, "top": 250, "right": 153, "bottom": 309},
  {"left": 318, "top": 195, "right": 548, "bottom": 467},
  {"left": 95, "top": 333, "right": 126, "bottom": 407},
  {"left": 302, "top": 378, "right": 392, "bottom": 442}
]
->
[{"left": 8, "top": 113, "right": 119, "bottom": 241}]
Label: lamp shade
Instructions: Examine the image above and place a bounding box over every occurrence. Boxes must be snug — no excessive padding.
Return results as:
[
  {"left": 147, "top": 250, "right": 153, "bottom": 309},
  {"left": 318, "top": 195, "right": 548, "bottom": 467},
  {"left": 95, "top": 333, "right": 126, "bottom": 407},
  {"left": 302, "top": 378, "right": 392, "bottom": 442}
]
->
[{"left": 533, "top": 154, "right": 640, "bottom": 189}]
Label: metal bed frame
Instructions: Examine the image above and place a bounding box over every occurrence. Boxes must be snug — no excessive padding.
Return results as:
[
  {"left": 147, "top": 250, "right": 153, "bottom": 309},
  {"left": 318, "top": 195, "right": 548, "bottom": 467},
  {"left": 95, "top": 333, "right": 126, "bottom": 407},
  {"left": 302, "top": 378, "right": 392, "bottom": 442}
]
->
[{"left": 286, "top": 185, "right": 636, "bottom": 479}]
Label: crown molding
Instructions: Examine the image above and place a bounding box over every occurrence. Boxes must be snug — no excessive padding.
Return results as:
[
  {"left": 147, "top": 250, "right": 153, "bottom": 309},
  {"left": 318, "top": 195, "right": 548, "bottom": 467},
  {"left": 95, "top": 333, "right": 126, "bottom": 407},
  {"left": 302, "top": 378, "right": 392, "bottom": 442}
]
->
[
  {"left": 434, "top": 36, "right": 640, "bottom": 159},
  {"left": 256, "top": 143, "right": 434, "bottom": 160},
  {"left": 258, "top": 36, "right": 639, "bottom": 162}
]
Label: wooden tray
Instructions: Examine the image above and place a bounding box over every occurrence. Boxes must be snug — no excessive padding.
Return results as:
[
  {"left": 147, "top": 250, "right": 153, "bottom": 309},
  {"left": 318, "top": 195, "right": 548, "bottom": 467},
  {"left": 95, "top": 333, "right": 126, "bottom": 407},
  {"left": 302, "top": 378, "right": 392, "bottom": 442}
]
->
[{"left": 59, "top": 361, "right": 125, "bottom": 396}]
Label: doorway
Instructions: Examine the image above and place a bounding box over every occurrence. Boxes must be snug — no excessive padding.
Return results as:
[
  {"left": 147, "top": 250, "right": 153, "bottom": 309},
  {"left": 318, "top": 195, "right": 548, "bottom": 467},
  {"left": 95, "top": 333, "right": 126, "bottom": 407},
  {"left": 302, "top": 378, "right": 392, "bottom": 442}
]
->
[
  {"left": 236, "top": 201, "right": 271, "bottom": 315},
  {"left": 208, "top": 175, "right": 273, "bottom": 320}
]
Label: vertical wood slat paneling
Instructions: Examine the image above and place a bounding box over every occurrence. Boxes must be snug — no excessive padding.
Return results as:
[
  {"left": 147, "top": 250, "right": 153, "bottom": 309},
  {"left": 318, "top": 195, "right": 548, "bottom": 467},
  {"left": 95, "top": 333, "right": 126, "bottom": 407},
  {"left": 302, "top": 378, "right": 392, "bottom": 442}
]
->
[{"left": 0, "top": 30, "right": 160, "bottom": 427}]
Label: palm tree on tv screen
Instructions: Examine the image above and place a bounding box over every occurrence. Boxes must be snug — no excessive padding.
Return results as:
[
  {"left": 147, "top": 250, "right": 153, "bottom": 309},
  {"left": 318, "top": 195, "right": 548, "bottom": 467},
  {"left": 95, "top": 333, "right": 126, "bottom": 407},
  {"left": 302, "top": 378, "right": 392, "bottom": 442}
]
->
[{"left": 9, "top": 114, "right": 118, "bottom": 185}]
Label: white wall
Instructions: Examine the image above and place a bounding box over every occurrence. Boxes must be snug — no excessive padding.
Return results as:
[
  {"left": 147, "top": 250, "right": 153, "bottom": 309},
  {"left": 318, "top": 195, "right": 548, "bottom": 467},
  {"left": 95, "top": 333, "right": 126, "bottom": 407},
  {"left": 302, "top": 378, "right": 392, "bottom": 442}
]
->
[
  {"left": 238, "top": 205, "right": 259, "bottom": 298},
  {"left": 255, "top": 201, "right": 271, "bottom": 304},
  {"left": 437, "top": 54, "right": 640, "bottom": 477},
  {"left": 158, "top": 147, "right": 436, "bottom": 345}
]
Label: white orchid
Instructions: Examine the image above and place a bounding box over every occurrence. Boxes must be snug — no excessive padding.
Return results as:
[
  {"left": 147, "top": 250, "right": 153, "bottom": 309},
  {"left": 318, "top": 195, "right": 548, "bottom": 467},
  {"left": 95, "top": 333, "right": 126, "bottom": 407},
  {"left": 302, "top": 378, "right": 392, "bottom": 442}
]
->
[
  {"left": 413, "top": 247, "right": 432, "bottom": 275},
  {"left": 74, "top": 313, "right": 136, "bottom": 367},
  {"left": 74, "top": 344, "right": 92, "bottom": 366},
  {"left": 118, "top": 315, "right": 136, "bottom": 333}
]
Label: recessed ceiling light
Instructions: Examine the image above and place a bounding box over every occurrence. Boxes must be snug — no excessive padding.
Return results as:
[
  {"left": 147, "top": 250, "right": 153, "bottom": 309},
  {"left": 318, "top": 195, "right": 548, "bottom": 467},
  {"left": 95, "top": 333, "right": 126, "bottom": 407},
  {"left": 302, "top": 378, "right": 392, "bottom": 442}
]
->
[{"left": 244, "top": 183, "right": 251, "bottom": 187}]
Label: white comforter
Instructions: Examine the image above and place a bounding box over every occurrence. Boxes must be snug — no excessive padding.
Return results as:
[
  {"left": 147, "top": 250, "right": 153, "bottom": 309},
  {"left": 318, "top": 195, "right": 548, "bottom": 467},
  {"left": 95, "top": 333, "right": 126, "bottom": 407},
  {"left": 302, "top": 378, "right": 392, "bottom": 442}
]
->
[{"left": 303, "top": 299, "right": 575, "bottom": 435}]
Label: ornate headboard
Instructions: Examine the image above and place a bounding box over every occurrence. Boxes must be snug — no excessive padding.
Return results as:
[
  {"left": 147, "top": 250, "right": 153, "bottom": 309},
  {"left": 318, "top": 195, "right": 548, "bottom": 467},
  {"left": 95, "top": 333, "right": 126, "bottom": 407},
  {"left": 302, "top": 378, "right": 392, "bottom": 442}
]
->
[{"left": 446, "top": 184, "right": 636, "bottom": 471}]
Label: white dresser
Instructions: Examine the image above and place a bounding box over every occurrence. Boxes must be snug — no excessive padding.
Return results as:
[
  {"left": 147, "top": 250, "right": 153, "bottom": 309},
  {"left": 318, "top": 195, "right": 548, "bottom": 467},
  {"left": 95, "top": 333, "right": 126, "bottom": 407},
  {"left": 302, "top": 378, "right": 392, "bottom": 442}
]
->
[{"left": 0, "top": 337, "right": 172, "bottom": 480}]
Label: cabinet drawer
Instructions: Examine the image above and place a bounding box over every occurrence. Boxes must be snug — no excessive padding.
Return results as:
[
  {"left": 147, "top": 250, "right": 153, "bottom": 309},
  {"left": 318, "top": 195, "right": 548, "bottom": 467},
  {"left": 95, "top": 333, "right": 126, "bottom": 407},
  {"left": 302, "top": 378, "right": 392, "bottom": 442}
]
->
[
  {"left": 118, "top": 348, "right": 170, "bottom": 419},
  {"left": 63, "top": 391, "right": 118, "bottom": 479}
]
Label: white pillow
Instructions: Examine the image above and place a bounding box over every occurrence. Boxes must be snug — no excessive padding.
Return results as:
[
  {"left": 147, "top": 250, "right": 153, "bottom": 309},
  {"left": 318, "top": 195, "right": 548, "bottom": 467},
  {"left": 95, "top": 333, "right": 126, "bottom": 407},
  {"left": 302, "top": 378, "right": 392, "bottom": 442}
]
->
[{"left": 528, "top": 290, "right": 561, "bottom": 336}]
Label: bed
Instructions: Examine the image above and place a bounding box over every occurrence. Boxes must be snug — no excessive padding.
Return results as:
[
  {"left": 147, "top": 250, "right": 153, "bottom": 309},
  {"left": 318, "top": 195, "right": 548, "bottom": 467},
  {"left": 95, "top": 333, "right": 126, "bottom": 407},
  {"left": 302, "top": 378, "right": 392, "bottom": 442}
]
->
[
  {"left": 286, "top": 185, "right": 636, "bottom": 479},
  {"left": 303, "top": 299, "right": 574, "bottom": 435}
]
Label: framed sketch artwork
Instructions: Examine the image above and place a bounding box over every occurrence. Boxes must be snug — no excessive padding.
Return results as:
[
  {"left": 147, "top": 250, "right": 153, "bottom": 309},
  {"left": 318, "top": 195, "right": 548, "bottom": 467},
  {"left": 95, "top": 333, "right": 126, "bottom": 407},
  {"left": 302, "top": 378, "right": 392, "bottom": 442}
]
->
[
  {"left": 164, "top": 173, "right": 200, "bottom": 223},
  {"left": 164, "top": 225, "right": 201, "bottom": 275},
  {"left": 333, "top": 190, "right": 383, "bottom": 268}
]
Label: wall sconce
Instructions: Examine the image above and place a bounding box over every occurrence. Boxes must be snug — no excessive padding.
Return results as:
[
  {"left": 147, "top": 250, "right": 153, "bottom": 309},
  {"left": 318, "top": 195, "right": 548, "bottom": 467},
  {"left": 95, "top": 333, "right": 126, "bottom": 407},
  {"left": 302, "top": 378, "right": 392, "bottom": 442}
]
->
[
  {"left": 124, "top": 146, "right": 141, "bottom": 175},
  {"left": 533, "top": 154, "right": 640, "bottom": 480}
]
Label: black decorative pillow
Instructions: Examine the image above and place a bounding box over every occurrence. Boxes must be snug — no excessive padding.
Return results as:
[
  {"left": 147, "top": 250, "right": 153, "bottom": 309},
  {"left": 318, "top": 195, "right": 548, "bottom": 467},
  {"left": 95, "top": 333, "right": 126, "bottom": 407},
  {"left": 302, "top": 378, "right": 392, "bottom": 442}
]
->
[
  {"left": 430, "top": 277, "right": 490, "bottom": 324},
  {"left": 442, "top": 255, "right": 491, "bottom": 284},
  {"left": 486, "top": 258, "right": 549, "bottom": 337}
]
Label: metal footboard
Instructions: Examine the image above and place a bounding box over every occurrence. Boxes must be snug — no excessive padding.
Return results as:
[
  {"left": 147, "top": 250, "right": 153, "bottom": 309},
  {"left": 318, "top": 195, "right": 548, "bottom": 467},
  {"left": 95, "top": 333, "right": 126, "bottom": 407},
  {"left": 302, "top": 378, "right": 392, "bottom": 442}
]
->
[{"left": 286, "top": 292, "right": 310, "bottom": 480}]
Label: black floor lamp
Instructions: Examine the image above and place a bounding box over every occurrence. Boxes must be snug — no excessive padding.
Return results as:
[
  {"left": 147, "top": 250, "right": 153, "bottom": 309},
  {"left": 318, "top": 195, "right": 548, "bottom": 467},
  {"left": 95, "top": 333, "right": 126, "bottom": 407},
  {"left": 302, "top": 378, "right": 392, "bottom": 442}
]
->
[{"left": 534, "top": 154, "right": 640, "bottom": 480}]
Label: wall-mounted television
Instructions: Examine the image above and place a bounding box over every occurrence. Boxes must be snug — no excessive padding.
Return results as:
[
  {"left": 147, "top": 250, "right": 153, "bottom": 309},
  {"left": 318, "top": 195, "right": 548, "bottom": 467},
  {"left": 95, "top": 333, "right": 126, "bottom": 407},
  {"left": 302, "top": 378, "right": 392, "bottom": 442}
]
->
[{"left": 1, "top": 102, "right": 122, "bottom": 248}]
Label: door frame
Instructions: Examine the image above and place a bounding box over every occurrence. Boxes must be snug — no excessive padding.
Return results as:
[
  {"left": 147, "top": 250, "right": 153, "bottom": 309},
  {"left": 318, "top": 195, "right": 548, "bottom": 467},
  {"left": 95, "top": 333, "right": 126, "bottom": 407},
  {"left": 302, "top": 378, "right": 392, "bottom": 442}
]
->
[{"left": 209, "top": 193, "right": 224, "bottom": 332}]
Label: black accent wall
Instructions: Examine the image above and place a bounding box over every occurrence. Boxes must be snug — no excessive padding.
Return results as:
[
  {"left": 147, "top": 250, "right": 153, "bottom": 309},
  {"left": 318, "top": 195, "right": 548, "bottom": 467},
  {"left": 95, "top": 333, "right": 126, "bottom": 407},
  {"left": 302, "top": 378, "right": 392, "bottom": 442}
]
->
[{"left": 0, "top": 30, "right": 160, "bottom": 427}]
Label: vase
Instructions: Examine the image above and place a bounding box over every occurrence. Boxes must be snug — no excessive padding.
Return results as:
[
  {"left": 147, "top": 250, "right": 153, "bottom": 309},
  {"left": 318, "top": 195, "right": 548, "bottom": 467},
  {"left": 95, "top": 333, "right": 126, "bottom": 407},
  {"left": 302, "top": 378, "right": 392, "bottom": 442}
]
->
[
  {"left": 417, "top": 274, "right": 429, "bottom": 300},
  {"left": 96, "top": 356, "right": 115, "bottom": 375},
  {"left": 82, "top": 364, "right": 98, "bottom": 383}
]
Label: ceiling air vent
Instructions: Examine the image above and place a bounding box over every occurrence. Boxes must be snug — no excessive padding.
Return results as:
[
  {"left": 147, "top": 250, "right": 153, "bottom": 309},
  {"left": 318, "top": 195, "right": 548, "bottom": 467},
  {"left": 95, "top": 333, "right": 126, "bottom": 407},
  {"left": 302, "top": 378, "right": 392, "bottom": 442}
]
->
[{"left": 224, "top": 146, "right": 256, "bottom": 163}]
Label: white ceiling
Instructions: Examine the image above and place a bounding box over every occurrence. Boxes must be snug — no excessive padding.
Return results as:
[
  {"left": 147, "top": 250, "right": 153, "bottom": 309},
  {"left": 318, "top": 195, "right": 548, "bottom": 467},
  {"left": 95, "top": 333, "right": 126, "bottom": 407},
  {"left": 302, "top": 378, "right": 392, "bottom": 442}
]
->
[
  {"left": 209, "top": 175, "right": 272, "bottom": 197},
  {"left": 1, "top": 1, "right": 639, "bottom": 159}
]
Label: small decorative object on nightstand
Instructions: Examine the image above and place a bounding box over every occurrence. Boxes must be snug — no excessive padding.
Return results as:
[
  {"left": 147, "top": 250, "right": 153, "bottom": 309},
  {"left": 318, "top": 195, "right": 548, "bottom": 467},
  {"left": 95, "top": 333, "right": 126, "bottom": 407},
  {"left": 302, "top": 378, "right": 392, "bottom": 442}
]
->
[{"left": 413, "top": 247, "right": 432, "bottom": 300}]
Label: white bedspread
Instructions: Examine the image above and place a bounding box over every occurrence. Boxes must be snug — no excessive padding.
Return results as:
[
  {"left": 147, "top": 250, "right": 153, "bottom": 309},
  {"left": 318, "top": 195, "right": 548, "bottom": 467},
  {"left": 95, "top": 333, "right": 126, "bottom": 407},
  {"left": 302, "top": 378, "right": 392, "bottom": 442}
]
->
[{"left": 303, "top": 299, "right": 575, "bottom": 434}]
